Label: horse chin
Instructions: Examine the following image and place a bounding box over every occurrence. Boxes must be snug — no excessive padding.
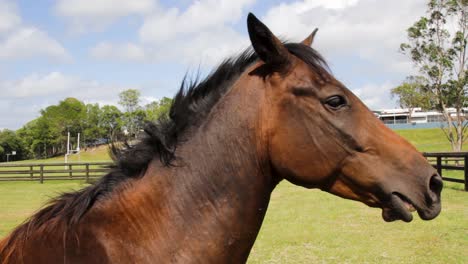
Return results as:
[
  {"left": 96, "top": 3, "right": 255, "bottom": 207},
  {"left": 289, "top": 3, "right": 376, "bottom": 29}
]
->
[{"left": 381, "top": 193, "right": 416, "bottom": 222}]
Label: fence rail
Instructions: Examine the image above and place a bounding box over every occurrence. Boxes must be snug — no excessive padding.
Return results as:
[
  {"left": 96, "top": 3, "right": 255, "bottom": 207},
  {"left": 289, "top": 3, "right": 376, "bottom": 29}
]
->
[
  {"left": 0, "top": 162, "right": 113, "bottom": 183},
  {"left": 423, "top": 152, "right": 468, "bottom": 191}
]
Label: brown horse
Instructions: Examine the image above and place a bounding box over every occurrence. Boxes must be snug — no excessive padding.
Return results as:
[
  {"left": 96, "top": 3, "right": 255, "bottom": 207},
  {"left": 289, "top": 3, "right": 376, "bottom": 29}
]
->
[{"left": 0, "top": 13, "right": 442, "bottom": 263}]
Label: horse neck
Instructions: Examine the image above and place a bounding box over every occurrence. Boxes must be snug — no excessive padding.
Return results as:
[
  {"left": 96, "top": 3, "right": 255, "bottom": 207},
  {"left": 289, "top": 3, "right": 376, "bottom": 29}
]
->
[{"left": 94, "top": 77, "right": 275, "bottom": 262}]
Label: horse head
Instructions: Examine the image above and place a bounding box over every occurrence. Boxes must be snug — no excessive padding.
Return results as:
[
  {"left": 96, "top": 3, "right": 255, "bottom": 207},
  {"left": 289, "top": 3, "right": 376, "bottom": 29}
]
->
[{"left": 247, "top": 13, "right": 442, "bottom": 222}]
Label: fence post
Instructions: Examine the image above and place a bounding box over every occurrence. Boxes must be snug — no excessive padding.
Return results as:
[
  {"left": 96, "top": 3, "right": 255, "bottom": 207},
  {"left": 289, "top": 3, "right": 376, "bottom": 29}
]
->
[
  {"left": 69, "top": 164, "right": 72, "bottom": 178},
  {"left": 85, "top": 163, "right": 90, "bottom": 183},
  {"left": 436, "top": 156, "right": 442, "bottom": 176},
  {"left": 39, "top": 165, "right": 44, "bottom": 184},
  {"left": 30, "top": 165, "right": 33, "bottom": 179},
  {"left": 464, "top": 154, "right": 468, "bottom": 192}
]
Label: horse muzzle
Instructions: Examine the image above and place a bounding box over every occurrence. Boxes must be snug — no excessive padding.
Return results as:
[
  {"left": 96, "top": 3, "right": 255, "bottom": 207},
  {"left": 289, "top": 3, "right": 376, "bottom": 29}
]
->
[{"left": 382, "top": 173, "right": 442, "bottom": 222}]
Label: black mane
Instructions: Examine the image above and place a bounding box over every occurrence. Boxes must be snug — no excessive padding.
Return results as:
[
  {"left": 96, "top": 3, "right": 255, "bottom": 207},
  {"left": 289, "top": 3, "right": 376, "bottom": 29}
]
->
[{"left": 9, "top": 43, "right": 330, "bottom": 233}]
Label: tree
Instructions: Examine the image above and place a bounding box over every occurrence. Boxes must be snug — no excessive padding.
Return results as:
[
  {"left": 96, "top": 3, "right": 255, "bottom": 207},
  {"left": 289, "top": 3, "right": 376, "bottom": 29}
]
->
[
  {"left": 400, "top": 0, "right": 467, "bottom": 151},
  {"left": 40, "top": 98, "right": 86, "bottom": 155},
  {"left": 28, "top": 117, "right": 55, "bottom": 158},
  {"left": 391, "top": 76, "right": 433, "bottom": 122},
  {"left": 119, "top": 89, "right": 141, "bottom": 113},
  {"left": 0, "top": 129, "right": 27, "bottom": 162},
  {"left": 124, "top": 109, "right": 147, "bottom": 137},
  {"left": 16, "top": 119, "right": 40, "bottom": 159},
  {"left": 82, "top": 103, "right": 105, "bottom": 145},
  {"left": 145, "top": 97, "right": 173, "bottom": 122},
  {"left": 118, "top": 89, "right": 144, "bottom": 137},
  {"left": 101, "top": 105, "right": 123, "bottom": 140}
]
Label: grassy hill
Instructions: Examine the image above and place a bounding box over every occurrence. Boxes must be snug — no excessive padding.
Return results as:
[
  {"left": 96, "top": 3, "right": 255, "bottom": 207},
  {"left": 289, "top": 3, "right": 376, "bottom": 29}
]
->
[
  {"left": 395, "top": 128, "right": 467, "bottom": 152},
  {"left": 11, "top": 144, "right": 111, "bottom": 164}
]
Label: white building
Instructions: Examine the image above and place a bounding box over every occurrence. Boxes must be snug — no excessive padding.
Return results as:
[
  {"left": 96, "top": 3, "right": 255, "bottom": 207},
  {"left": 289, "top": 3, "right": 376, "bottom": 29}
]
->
[{"left": 373, "top": 108, "right": 466, "bottom": 125}]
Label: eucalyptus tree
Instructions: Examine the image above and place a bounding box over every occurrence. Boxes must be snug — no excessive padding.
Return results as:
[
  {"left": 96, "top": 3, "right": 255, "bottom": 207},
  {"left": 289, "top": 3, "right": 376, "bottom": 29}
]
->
[{"left": 400, "top": 0, "right": 467, "bottom": 151}]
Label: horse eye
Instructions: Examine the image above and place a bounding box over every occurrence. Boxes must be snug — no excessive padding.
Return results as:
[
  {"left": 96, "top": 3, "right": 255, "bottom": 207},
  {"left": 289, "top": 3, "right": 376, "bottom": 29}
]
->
[{"left": 324, "top": 95, "right": 346, "bottom": 109}]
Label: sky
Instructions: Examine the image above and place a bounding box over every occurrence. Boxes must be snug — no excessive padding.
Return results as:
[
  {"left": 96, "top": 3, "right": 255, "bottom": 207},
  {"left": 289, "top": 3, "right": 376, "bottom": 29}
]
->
[{"left": 0, "top": 0, "right": 428, "bottom": 130}]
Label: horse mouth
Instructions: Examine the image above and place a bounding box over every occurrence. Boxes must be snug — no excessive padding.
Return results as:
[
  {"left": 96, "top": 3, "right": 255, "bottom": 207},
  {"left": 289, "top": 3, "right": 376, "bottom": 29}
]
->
[{"left": 381, "top": 193, "right": 417, "bottom": 222}]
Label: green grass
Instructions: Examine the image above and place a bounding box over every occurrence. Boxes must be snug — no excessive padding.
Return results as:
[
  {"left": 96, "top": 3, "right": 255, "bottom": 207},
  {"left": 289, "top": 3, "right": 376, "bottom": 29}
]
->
[
  {"left": 395, "top": 128, "right": 468, "bottom": 152},
  {"left": 0, "top": 181, "right": 87, "bottom": 236},
  {"left": 247, "top": 182, "right": 467, "bottom": 264},
  {"left": 0, "top": 129, "right": 467, "bottom": 263}
]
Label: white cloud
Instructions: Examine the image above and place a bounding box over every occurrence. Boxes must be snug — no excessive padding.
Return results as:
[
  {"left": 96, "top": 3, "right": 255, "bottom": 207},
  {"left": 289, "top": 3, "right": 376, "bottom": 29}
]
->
[
  {"left": 137, "top": 0, "right": 254, "bottom": 65},
  {"left": 1, "top": 72, "right": 74, "bottom": 97},
  {"left": 91, "top": 0, "right": 253, "bottom": 66},
  {"left": 168, "top": 27, "right": 249, "bottom": 65},
  {"left": 55, "top": 0, "right": 156, "bottom": 33},
  {"left": 0, "top": 72, "right": 126, "bottom": 100},
  {"left": 351, "top": 82, "right": 397, "bottom": 110},
  {"left": 0, "top": 27, "right": 71, "bottom": 61},
  {"left": 90, "top": 27, "right": 249, "bottom": 66},
  {"left": 92, "top": 0, "right": 427, "bottom": 70},
  {"left": 0, "top": 0, "right": 20, "bottom": 34},
  {"left": 90, "top": 42, "right": 146, "bottom": 62},
  {"left": 139, "top": 0, "right": 254, "bottom": 43},
  {"left": 262, "top": 0, "right": 426, "bottom": 65},
  {"left": 0, "top": 1, "right": 70, "bottom": 62}
]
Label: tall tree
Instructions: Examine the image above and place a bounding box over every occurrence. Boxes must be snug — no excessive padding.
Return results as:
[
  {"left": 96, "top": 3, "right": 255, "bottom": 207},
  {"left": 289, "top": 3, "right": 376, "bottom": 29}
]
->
[
  {"left": 101, "top": 105, "right": 123, "bottom": 140},
  {"left": 118, "top": 89, "right": 144, "bottom": 137},
  {"left": 391, "top": 76, "right": 433, "bottom": 122},
  {"left": 400, "top": 0, "right": 467, "bottom": 151},
  {"left": 16, "top": 119, "right": 39, "bottom": 159},
  {"left": 82, "top": 103, "right": 105, "bottom": 144},
  {"left": 118, "top": 89, "right": 141, "bottom": 113},
  {"left": 25, "top": 98, "right": 87, "bottom": 157},
  {"left": 145, "top": 97, "right": 173, "bottom": 122}
]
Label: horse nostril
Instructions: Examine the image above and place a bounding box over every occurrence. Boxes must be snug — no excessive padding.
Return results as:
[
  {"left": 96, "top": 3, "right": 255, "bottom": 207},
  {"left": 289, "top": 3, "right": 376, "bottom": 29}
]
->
[{"left": 429, "top": 174, "right": 443, "bottom": 195}]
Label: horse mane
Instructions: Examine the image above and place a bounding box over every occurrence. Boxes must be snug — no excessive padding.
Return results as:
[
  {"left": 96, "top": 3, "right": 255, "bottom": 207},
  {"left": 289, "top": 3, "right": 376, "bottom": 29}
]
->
[{"left": 0, "top": 43, "right": 329, "bottom": 256}]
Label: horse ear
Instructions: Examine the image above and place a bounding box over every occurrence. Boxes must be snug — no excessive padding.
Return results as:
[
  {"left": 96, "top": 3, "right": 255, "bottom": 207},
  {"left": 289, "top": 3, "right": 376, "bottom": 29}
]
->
[
  {"left": 247, "top": 13, "right": 290, "bottom": 68},
  {"left": 301, "top": 28, "right": 318, "bottom": 47}
]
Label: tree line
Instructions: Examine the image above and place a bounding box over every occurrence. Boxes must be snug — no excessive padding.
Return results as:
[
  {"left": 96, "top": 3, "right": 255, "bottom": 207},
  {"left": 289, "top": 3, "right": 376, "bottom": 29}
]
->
[
  {"left": 392, "top": 0, "right": 467, "bottom": 151},
  {"left": 0, "top": 89, "right": 172, "bottom": 162}
]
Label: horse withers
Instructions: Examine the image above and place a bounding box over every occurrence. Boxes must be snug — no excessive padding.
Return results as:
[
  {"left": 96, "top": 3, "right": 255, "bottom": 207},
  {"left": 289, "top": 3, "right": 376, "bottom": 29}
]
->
[{"left": 0, "top": 13, "right": 442, "bottom": 263}]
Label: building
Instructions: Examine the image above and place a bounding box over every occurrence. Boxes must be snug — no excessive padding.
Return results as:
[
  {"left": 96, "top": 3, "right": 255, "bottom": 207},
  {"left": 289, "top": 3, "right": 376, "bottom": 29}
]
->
[{"left": 373, "top": 108, "right": 467, "bottom": 129}]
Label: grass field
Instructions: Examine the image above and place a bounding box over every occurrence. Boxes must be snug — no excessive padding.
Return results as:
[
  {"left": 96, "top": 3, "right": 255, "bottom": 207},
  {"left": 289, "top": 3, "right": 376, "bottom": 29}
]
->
[
  {"left": 0, "top": 181, "right": 86, "bottom": 237},
  {"left": 0, "top": 128, "right": 467, "bottom": 263}
]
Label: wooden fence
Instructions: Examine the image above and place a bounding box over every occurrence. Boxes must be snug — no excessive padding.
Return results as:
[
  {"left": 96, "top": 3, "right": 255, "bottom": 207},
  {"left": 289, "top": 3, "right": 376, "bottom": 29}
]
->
[
  {"left": 423, "top": 152, "right": 468, "bottom": 191},
  {"left": 0, "top": 153, "right": 467, "bottom": 190},
  {"left": 0, "top": 162, "right": 113, "bottom": 183}
]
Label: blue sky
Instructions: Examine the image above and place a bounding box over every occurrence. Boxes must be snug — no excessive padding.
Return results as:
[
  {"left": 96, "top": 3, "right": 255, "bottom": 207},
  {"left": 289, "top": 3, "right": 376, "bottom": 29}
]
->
[{"left": 0, "top": 0, "right": 428, "bottom": 130}]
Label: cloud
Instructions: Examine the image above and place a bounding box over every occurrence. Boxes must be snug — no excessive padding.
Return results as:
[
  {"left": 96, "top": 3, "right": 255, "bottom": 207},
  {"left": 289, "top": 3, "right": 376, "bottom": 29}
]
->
[
  {"left": 0, "top": 71, "right": 138, "bottom": 128},
  {"left": 0, "top": 27, "right": 71, "bottom": 61},
  {"left": 0, "top": 72, "right": 127, "bottom": 100},
  {"left": 90, "top": 0, "right": 253, "bottom": 66},
  {"left": 0, "top": 1, "right": 70, "bottom": 62},
  {"left": 261, "top": 0, "right": 426, "bottom": 69},
  {"left": 90, "top": 0, "right": 426, "bottom": 71},
  {"left": 351, "top": 82, "right": 397, "bottom": 109},
  {"left": 90, "top": 42, "right": 146, "bottom": 62},
  {"left": 139, "top": 0, "right": 254, "bottom": 43},
  {"left": 0, "top": 0, "right": 20, "bottom": 34},
  {"left": 55, "top": 0, "right": 156, "bottom": 33},
  {"left": 0, "top": 99, "right": 43, "bottom": 130}
]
